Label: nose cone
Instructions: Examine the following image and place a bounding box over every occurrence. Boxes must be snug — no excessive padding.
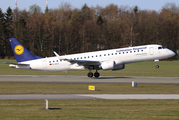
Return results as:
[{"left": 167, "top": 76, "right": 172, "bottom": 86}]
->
[{"left": 169, "top": 50, "right": 175, "bottom": 57}]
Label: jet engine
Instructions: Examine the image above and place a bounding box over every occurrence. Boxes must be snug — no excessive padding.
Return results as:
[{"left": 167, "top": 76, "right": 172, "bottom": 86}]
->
[
  {"left": 112, "top": 64, "right": 125, "bottom": 71},
  {"left": 100, "top": 61, "right": 125, "bottom": 70}
]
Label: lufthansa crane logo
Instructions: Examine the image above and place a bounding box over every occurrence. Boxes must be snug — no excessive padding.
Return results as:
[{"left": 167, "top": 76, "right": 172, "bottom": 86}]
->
[{"left": 14, "top": 45, "right": 24, "bottom": 55}]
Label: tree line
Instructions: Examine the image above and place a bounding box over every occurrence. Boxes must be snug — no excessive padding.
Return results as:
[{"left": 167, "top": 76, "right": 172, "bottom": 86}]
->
[{"left": 0, "top": 2, "right": 179, "bottom": 59}]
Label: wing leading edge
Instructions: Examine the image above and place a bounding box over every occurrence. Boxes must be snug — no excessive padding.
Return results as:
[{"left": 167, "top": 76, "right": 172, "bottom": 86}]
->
[{"left": 53, "top": 51, "right": 101, "bottom": 66}]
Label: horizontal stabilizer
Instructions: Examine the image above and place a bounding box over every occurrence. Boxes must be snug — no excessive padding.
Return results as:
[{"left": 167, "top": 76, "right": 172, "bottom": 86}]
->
[
  {"left": 4, "top": 62, "right": 30, "bottom": 69},
  {"left": 3, "top": 62, "right": 29, "bottom": 66}
]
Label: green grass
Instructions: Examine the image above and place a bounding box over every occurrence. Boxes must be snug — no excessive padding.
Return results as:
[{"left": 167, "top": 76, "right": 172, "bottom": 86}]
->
[
  {"left": 0, "top": 83, "right": 179, "bottom": 94},
  {"left": 1, "top": 60, "right": 179, "bottom": 119},
  {"left": 0, "top": 99, "right": 179, "bottom": 120},
  {"left": 1, "top": 59, "right": 179, "bottom": 77}
]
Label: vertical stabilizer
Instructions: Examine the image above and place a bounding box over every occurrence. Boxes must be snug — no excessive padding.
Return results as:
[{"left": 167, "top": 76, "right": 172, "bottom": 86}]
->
[{"left": 9, "top": 38, "right": 42, "bottom": 63}]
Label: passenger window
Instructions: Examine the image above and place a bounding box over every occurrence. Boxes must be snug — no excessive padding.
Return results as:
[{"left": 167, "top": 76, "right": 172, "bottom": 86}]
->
[
  {"left": 115, "top": 53, "right": 117, "bottom": 55},
  {"left": 56, "top": 60, "right": 58, "bottom": 62},
  {"left": 108, "top": 54, "right": 110, "bottom": 56},
  {"left": 111, "top": 53, "right": 113, "bottom": 55},
  {"left": 104, "top": 54, "right": 106, "bottom": 56},
  {"left": 130, "top": 51, "right": 132, "bottom": 53},
  {"left": 100, "top": 55, "right": 101, "bottom": 57},
  {"left": 84, "top": 57, "right": 86, "bottom": 59},
  {"left": 49, "top": 61, "right": 51, "bottom": 63},
  {"left": 126, "top": 52, "right": 128, "bottom": 53},
  {"left": 96, "top": 55, "right": 98, "bottom": 57}
]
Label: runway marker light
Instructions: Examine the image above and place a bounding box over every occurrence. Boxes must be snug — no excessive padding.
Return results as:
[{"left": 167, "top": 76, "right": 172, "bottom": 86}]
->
[{"left": 89, "top": 85, "right": 96, "bottom": 91}]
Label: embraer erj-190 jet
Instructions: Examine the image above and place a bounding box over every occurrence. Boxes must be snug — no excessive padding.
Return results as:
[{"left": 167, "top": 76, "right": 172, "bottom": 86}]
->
[{"left": 6, "top": 38, "right": 175, "bottom": 78}]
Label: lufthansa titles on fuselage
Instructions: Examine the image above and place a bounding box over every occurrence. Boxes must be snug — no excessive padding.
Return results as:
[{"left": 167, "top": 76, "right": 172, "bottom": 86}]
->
[{"left": 116, "top": 46, "right": 147, "bottom": 53}]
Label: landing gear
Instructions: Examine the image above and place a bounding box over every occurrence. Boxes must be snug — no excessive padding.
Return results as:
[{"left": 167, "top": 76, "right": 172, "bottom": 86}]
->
[
  {"left": 87, "top": 70, "right": 100, "bottom": 78},
  {"left": 155, "top": 65, "right": 159, "bottom": 69},
  {"left": 94, "top": 70, "right": 100, "bottom": 78},
  {"left": 87, "top": 72, "right": 93, "bottom": 78},
  {"left": 154, "top": 60, "right": 159, "bottom": 69}
]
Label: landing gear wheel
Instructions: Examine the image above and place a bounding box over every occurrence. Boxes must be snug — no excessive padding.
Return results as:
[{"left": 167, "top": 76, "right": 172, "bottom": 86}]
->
[
  {"left": 154, "top": 60, "right": 159, "bottom": 69},
  {"left": 87, "top": 72, "right": 93, "bottom": 78},
  {"left": 155, "top": 65, "right": 159, "bottom": 69},
  {"left": 94, "top": 72, "right": 100, "bottom": 78}
]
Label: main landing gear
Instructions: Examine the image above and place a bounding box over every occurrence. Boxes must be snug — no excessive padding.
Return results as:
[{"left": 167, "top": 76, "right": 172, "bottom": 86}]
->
[
  {"left": 154, "top": 60, "right": 159, "bottom": 69},
  {"left": 87, "top": 70, "right": 100, "bottom": 78}
]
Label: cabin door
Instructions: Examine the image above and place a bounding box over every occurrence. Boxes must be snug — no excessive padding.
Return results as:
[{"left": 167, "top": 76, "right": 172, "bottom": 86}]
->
[
  {"left": 42, "top": 60, "right": 47, "bottom": 68},
  {"left": 149, "top": 47, "right": 154, "bottom": 55}
]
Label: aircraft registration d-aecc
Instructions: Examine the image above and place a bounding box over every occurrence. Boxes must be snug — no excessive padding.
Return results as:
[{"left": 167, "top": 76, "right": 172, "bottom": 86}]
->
[{"left": 6, "top": 38, "right": 175, "bottom": 78}]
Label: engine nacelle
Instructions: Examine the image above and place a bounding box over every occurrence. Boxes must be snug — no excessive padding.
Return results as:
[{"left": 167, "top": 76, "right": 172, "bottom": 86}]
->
[
  {"left": 112, "top": 64, "right": 125, "bottom": 71},
  {"left": 100, "top": 61, "right": 125, "bottom": 71},
  {"left": 100, "top": 61, "right": 115, "bottom": 70}
]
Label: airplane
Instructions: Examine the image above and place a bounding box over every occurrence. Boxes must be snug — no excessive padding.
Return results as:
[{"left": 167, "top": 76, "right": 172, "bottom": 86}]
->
[{"left": 6, "top": 38, "right": 175, "bottom": 78}]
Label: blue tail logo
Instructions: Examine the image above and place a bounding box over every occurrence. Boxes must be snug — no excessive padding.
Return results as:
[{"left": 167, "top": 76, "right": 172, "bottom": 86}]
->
[{"left": 9, "top": 38, "right": 42, "bottom": 63}]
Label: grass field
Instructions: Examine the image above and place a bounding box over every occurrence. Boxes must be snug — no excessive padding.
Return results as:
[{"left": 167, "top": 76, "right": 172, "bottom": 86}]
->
[
  {"left": 0, "top": 59, "right": 179, "bottom": 119},
  {"left": 0, "top": 83, "right": 179, "bottom": 94},
  {"left": 1, "top": 59, "right": 179, "bottom": 77},
  {"left": 0, "top": 99, "right": 179, "bottom": 120}
]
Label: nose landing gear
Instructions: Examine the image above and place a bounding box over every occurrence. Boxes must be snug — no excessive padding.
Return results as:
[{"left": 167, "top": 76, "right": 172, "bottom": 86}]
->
[{"left": 154, "top": 60, "right": 159, "bottom": 69}]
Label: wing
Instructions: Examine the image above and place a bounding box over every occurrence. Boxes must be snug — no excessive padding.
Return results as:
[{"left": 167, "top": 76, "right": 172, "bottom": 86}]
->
[{"left": 53, "top": 51, "right": 101, "bottom": 66}]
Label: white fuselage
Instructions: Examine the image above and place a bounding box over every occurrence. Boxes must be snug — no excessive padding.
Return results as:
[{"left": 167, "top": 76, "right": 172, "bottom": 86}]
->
[{"left": 16, "top": 44, "right": 175, "bottom": 71}]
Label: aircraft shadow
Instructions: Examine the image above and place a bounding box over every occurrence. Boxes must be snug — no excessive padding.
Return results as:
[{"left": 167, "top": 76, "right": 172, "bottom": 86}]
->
[{"left": 94, "top": 77, "right": 133, "bottom": 79}]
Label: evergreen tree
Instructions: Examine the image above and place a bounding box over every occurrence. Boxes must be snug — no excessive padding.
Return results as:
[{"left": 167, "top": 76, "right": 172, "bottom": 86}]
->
[
  {"left": 4, "top": 7, "right": 14, "bottom": 57},
  {"left": 45, "top": 7, "right": 49, "bottom": 13},
  {"left": 4, "top": 7, "right": 13, "bottom": 38},
  {"left": 133, "top": 6, "right": 138, "bottom": 13},
  {"left": 96, "top": 15, "right": 103, "bottom": 25},
  {"left": 0, "top": 8, "right": 5, "bottom": 58}
]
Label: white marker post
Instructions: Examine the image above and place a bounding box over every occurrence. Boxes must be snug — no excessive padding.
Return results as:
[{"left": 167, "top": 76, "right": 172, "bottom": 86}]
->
[
  {"left": 45, "top": 99, "right": 48, "bottom": 110},
  {"left": 132, "top": 81, "right": 137, "bottom": 87}
]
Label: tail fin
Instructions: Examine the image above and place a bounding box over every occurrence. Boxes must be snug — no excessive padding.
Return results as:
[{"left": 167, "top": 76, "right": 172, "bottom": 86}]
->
[{"left": 9, "top": 38, "right": 42, "bottom": 63}]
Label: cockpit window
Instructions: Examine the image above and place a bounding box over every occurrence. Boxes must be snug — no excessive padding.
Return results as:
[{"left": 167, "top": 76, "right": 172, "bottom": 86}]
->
[
  {"left": 158, "top": 46, "right": 166, "bottom": 50},
  {"left": 158, "top": 47, "right": 162, "bottom": 49}
]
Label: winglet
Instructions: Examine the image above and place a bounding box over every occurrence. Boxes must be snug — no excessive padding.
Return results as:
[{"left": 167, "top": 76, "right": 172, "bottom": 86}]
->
[{"left": 53, "top": 51, "right": 67, "bottom": 60}]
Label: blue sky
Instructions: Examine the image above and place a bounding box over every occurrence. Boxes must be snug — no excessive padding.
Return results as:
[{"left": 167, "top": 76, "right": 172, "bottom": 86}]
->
[{"left": 0, "top": 0, "right": 179, "bottom": 12}]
